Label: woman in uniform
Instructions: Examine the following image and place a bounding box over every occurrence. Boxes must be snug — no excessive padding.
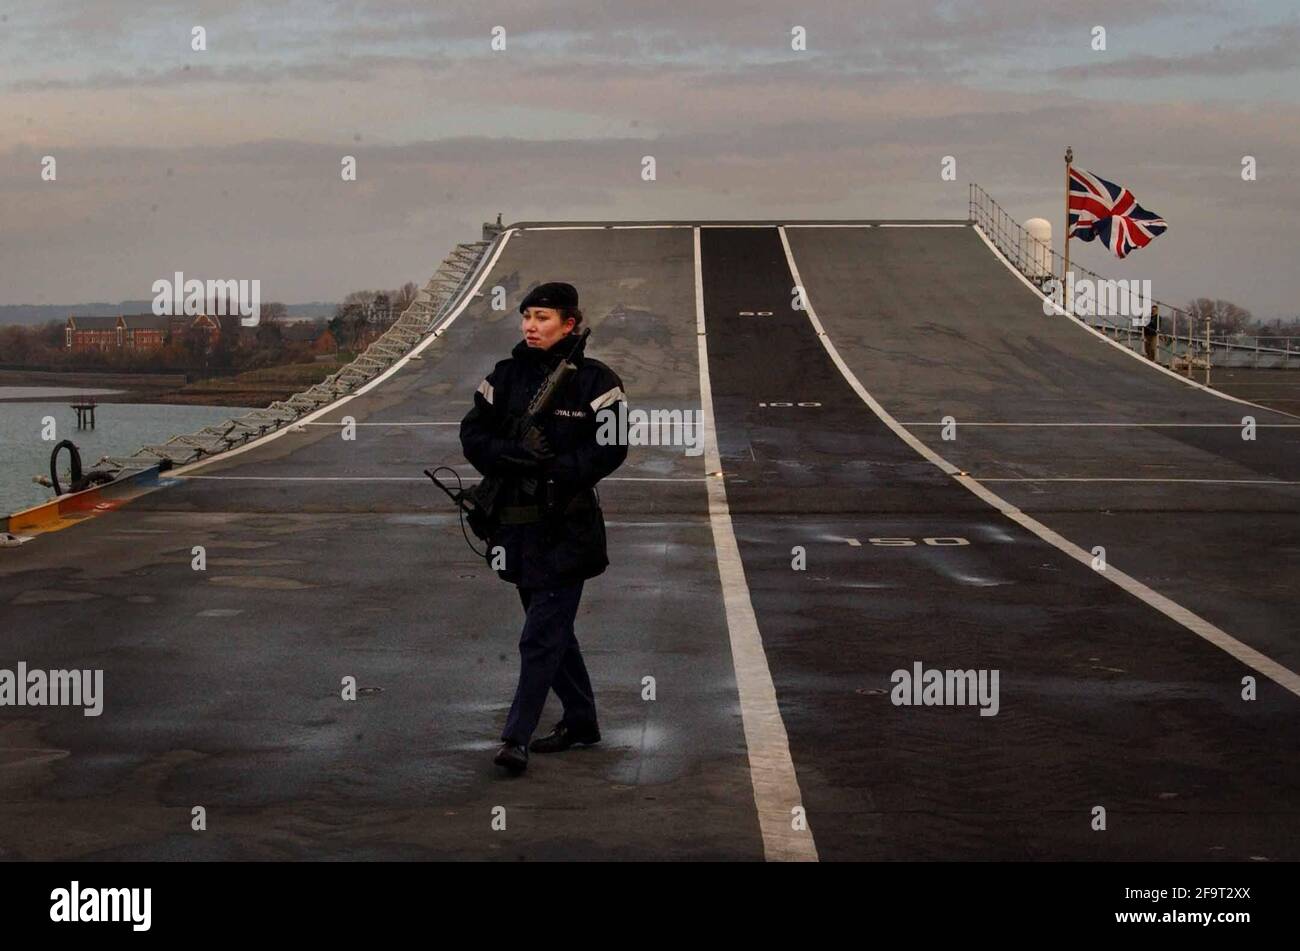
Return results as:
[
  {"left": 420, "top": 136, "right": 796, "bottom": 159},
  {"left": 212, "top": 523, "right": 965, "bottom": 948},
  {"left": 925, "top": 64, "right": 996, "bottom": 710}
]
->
[{"left": 460, "top": 282, "right": 628, "bottom": 773}]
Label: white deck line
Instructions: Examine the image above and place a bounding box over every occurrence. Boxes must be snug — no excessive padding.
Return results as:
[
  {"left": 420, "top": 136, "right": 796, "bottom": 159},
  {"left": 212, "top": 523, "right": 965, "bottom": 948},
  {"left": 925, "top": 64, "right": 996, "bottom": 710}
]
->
[
  {"left": 694, "top": 226, "right": 818, "bottom": 862},
  {"left": 519, "top": 224, "right": 692, "bottom": 231},
  {"left": 778, "top": 225, "right": 1300, "bottom": 699}
]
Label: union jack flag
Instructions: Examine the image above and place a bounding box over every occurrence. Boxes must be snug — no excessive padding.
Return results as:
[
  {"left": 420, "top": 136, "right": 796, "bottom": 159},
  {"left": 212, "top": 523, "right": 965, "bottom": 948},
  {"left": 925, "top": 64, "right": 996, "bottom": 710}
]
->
[{"left": 1068, "top": 167, "right": 1167, "bottom": 259}]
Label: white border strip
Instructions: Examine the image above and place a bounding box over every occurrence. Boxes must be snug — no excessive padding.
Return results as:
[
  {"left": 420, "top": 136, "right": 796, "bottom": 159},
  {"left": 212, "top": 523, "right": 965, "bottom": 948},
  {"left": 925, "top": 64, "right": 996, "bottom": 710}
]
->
[
  {"left": 777, "top": 226, "right": 1300, "bottom": 699},
  {"left": 972, "top": 223, "right": 1300, "bottom": 422},
  {"left": 695, "top": 227, "right": 818, "bottom": 862},
  {"left": 517, "top": 222, "right": 963, "bottom": 232},
  {"left": 166, "top": 231, "right": 516, "bottom": 478},
  {"left": 520, "top": 225, "right": 694, "bottom": 231}
]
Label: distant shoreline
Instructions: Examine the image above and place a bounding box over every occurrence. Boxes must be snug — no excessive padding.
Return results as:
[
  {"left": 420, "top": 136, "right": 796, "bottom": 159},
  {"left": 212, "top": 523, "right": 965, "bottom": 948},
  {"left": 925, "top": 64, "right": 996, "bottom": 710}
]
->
[{"left": 0, "top": 364, "right": 341, "bottom": 408}]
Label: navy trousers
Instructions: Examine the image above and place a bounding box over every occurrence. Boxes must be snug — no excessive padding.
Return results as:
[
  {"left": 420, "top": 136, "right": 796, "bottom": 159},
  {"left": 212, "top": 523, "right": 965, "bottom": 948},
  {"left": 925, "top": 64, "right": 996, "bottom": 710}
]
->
[{"left": 501, "top": 580, "right": 598, "bottom": 745}]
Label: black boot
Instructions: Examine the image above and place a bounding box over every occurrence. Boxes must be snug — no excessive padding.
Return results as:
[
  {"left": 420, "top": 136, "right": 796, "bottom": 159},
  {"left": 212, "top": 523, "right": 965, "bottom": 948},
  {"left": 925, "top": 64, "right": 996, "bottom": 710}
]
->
[
  {"left": 530, "top": 721, "right": 601, "bottom": 754},
  {"left": 493, "top": 741, "right": 529, "bottom": 772}
]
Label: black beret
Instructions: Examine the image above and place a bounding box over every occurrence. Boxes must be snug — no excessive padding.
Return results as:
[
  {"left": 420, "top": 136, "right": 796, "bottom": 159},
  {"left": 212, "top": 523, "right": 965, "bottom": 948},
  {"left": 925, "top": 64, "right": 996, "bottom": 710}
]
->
[{"left": 519, "top": 281, "right": 579, "bottom": 313}]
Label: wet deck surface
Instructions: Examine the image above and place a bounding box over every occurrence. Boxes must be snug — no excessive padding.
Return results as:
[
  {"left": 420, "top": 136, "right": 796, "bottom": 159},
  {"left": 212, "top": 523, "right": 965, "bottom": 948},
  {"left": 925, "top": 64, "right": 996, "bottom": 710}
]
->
[
  {"left": 1211, "top": 368, "right": 1300, "bottom": 416},
  {"left": 2, "top": 222, "right": 1296, "bottom": 860}
]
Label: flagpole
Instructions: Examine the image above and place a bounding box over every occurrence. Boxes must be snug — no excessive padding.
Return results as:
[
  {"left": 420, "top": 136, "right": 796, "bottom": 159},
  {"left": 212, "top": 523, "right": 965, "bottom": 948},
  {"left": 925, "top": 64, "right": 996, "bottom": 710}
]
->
[{"left": 1063, "top": 146, "right": 1073, "bottom": 298}]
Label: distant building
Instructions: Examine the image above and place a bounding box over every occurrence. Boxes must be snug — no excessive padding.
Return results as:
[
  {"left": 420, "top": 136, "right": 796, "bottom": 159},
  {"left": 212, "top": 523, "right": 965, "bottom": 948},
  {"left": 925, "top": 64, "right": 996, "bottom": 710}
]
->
[
  {"left": 65, "top": 312, "right": 247, "bottom": 353},
  {"left": 65, "top": 315, "right": 121, "bottom": 352},
  {"left": 188, "top": 313, "right": 224, "bottom": 349},
  {"left": 119, "top": 313, "right": 172, "bottom": 350},
  {"left": 167, "top": 315, "right": 193, "bottom": 340}
]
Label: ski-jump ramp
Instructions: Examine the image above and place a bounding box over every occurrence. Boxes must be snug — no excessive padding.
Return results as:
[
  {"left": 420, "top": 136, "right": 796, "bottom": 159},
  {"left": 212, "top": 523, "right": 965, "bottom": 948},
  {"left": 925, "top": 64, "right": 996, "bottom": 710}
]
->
[{"left": 2, "top": 221, "right": 1296, "bottom": 861}]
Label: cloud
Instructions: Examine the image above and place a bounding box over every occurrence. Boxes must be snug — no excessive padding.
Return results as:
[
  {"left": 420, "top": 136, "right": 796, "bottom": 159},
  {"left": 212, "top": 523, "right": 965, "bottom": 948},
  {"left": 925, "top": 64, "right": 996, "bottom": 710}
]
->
[
  {"left": 1, "top": 0, "right": 1231, "bottom": 92},
  {"left": 0, "top": 1, "right": 1295, "bottom": 319},
  {"left": 1048, "top": 23, "right": 1300, "bottom": 80}
]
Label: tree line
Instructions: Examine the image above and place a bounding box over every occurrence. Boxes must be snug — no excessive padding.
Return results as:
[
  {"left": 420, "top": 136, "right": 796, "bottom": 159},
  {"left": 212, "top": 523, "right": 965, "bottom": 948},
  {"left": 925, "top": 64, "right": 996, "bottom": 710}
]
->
[
  {"left": 1181, "top": 298, "right": 1300, "bottom": 343},
  {"left": 326, "top": 282, "right": 418, "bottom": 351},
  {"left": 0, "top": 281, "right": 420, "bottom": 375}
]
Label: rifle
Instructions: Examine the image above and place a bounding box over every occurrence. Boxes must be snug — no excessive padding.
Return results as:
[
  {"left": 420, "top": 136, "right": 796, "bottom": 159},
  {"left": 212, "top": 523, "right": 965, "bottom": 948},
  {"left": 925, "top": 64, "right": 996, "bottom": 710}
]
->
[{"left": 427, "top": 328, "right": 591, "bottom": 548}]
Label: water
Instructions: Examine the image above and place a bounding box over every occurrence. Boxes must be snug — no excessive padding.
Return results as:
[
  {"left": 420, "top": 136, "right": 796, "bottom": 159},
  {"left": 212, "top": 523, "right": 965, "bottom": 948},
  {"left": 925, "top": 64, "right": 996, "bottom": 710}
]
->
[
  {"left": 0, "top": 388, "right": 256, "bottom": 517},
  {"left": 0, "top": 386, "right": 125, "bottom": 400}
]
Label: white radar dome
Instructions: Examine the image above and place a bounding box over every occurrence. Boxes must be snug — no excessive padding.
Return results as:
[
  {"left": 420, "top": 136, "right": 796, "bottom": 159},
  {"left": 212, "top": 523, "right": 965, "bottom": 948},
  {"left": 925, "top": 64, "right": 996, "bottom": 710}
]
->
[{"left": 1024, "top": 218, "right": 1053, "bottom": 281}]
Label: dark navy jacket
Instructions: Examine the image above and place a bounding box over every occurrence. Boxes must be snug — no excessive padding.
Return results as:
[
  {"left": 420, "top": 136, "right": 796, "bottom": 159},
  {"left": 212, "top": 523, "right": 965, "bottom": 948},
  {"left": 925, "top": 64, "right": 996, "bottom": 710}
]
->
[{"left": 459, "top": 331, "right": 627, "bottom": 588}]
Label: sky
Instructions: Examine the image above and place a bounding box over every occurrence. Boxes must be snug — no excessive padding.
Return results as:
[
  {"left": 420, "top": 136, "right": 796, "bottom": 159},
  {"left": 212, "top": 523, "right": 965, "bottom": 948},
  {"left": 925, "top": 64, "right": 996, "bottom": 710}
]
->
[{"left": 1, "top": 0, "right": 1297, "bottom": 320}]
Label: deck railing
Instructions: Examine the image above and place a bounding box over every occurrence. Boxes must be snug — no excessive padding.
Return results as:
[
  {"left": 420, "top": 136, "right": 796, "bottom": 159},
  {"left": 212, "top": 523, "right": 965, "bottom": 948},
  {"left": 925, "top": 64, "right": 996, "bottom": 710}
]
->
[{"left": 967, "top": 184, "right": 1298, "bottom": 372}]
